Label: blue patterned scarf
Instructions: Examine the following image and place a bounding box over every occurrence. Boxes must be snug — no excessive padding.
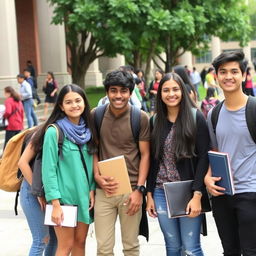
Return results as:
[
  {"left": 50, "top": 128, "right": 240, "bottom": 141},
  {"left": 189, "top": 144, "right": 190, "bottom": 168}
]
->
[{"left": 56, "top": 117, "right": 91, "bottom": 145}]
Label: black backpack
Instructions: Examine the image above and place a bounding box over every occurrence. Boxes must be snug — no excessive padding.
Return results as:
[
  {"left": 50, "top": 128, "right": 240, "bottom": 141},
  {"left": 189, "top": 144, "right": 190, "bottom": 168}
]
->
[
  {"left": 30, "top": 124, "right": 64, "bottom": 197},
  {"left": 94, "top": 104, "right": 141, "bottom": 143},
  {"left": 211, "top": 95, "right": 256, "bottom": 144}
]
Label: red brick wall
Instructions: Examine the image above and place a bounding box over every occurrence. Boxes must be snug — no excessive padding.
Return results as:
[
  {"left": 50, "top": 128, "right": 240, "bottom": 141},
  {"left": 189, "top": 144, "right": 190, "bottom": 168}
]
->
[{"left": 15, "top": 0, "right": 38, "bottom": 74}]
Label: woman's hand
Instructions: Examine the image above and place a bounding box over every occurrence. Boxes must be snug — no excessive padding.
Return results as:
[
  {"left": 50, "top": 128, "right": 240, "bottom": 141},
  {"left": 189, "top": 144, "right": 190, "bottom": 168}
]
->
[
  {"left": 186, "top": 193, "right": 202, "bottom": 218},
  {"left": 89, "top": 190, "right": 95, "bottom": 210},
  {"left": 37, "top": 196, "right": 47, "bottom": 211},
  {"left": 146, "top": 192, "right": 157, "bottom": 218},
  {"left": 51, "top": 200, "right": 63, "bottom": 226}
]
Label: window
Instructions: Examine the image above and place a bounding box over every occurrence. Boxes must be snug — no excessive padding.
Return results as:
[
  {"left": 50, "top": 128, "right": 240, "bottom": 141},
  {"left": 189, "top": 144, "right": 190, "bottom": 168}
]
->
[
  {"left": 251, "top": 48, "right": 256, "bottom": 61},
  {"left": 196, "top": 51, "right": 212, "bottom": 63}
]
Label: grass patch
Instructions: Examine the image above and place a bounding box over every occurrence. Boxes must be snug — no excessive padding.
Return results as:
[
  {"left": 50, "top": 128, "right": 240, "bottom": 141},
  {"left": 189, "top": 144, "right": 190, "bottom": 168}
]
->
[
  {"left": 198, "top": 84, "right": 206, "bottom": 101},
  {"left": 85, "top": 86, "right": 105, "bottom": 108}
]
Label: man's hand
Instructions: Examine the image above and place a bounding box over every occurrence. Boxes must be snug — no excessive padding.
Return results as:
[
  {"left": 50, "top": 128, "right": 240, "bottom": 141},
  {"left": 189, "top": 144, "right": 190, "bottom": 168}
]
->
[
  {"left": 125, "top": 190, "right": 143, "bottom": 216},
  {"left": 204, "top": 174, "right": 225, "bottom": 196},
  {"left": 94, "top": 173, "right": 119, "bottom": 195}
]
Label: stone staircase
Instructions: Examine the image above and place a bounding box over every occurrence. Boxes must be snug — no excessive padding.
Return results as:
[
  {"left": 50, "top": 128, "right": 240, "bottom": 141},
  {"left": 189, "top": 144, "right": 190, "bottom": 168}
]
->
[{"left": 0, "top": 93, "right": 53, "bottom": 151}]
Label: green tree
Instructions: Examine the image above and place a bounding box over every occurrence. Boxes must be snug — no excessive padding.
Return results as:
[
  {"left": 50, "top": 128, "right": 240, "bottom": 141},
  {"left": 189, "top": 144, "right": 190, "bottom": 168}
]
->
[
  {"left": 155, "top": 0, "right": 252, "bottom": 72},
  {"left": 48, "top": 0, "right": 142, "bottom": 87}
]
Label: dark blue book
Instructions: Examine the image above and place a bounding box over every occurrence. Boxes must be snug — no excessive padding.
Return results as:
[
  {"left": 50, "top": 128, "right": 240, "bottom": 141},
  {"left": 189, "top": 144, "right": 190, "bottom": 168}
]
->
[{"left": 208, "top": 151, "right": 235, "bottom": 195}]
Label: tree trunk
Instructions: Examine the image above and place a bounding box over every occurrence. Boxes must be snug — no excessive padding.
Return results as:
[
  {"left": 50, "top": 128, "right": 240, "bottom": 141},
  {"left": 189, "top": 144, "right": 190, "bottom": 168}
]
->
[
  {"left": 165, "top": 35, "right": 171, "bottom": 73},
  {"left": 68, "top": 42, "right": 97, "bottom": 89},
  {"left": 145, "top": 41, "right": 157, "bottom": 86},
  {"left": 133, "top": 50, "right": 141, "bottom": 71}
]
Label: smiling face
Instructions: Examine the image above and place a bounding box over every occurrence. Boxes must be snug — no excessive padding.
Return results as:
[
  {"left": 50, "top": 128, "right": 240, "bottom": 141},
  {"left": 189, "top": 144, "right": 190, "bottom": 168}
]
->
[
  {"left": 60, "top": 91, "right": 85, "bottom": 124},
  {"left": 106, "top": 85, "right": 131, "bottom": 112},
  {"left": 216, "top": 61, "right": 245, "bottom": 93},
  {"left": 161, "top": 79, "right": 182, "bottom": 109}
]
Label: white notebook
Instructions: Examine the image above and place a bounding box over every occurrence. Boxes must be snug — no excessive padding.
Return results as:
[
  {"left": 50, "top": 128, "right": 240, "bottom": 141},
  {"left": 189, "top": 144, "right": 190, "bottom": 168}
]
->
[{"left": 44, "top": 204, "right": 78, "bottom": 227}]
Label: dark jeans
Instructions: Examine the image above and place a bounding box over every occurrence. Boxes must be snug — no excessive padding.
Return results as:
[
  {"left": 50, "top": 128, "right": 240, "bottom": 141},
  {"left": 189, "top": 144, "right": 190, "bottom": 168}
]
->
[
  {"left": 4, "top": 130, "right": 21, "bottom": 149},
  {"left": 212, "top": 193, "right": 256, "bottom": 256}
]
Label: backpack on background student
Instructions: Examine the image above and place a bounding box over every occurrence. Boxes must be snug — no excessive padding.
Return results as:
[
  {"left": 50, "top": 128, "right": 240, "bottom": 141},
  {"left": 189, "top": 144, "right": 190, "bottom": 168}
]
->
[{"left": 201, "top": 98, "right": 219, "bottom": 118}]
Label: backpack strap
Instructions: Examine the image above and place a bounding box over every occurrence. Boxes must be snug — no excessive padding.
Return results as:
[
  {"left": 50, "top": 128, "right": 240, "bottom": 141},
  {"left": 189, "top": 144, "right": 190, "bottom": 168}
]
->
[
  {"left": 49, "top": 123, "right": 64, "bottom": 158},
  {"left": 245, "top": 95, "right": 256, "bottom": 144},
  {"left": 130, "top": 105, "right": 141, "bottom": 143},
  {"left": 94, "top": 104, "right": 108, "bottom": 138},
  {"left": 211, "top": 100, "right": 224, "bottom": 135},
  {"left": 94, "top": 104, "right": 141, "bottom": 144}
]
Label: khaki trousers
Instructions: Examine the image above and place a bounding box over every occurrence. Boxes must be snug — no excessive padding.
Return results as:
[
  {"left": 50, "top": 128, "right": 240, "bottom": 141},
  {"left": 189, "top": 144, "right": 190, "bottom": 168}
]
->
[{"left": 94, "top": 188, "right": 142, "bottom": 256}]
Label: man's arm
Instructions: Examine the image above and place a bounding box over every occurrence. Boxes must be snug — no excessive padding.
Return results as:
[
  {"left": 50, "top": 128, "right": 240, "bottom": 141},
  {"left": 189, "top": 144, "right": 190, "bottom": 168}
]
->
[{"left": 126, "top": 140, "right": 150, "bottom": 216}]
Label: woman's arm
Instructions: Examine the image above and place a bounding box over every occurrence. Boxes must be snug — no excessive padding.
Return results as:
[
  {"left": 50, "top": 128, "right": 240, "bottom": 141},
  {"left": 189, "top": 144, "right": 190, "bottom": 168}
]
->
[
  {"left": 192, "top": 110, "right": 210, "bottom": 192},
  {"left": 18, "top": 142, "right": 35, "bottom": 185}
]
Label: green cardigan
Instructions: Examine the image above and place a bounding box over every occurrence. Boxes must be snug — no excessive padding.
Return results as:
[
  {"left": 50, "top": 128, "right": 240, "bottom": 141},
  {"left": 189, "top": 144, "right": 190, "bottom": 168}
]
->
[{"left": 42, "top": 126, "right": 95, "bottom": 224}]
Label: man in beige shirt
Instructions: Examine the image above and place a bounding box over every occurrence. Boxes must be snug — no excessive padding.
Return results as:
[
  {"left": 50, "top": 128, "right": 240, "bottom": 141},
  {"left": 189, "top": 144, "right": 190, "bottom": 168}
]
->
[{"left": 93, "top": 70, "right": 150, "bottom": 256}]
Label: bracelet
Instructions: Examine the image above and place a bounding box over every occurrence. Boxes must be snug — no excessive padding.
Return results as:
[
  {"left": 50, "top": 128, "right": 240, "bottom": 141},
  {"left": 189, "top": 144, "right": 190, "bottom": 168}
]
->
[{"left": 194, "top": 190, "right": 202, "bottom": 196}]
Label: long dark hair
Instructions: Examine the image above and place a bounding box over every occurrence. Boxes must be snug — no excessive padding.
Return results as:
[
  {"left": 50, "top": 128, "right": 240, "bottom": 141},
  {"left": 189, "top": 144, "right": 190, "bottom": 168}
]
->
[
  {"left": 152, "top": 72, "right": 197, "bottom": 161},
  {"left": 205, "top": 87, "right": 215, "bottom": 100},
  {"left": 4, "top": 86, "right": 21, "bottom": 102},
  {"left": 31, "top": 84, "right": 97, "bottom": 154},
  {"left": 173, "top": 65, "right": 197, "bottom": 99}
]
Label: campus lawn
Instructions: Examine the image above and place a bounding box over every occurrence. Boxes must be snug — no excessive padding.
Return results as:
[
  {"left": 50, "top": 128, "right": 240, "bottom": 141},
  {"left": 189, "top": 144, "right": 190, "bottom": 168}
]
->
[
  {"left": 85, "top": 86, "right": 105, "bottom": 108},
  {"left": 198, "top": 84, "right": 206, "bottom": 101}
]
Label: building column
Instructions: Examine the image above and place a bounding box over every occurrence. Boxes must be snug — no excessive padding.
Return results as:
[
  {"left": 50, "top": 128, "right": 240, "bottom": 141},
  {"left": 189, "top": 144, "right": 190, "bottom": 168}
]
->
[
  {"left": 179, "top": 51, "right": 193, "bottom": 69},
  {"left": 99, "top": 54, "right": 125, "bottom": 78},
  {"left": 85, "top": 59, "right": 103, "bottom": 87},
  {"left": 211, "top": 36, "right": 221, "bottom": 60},
  {"left": 0, "top": 0, "right": 20, "bottom": 94},
  {"left": 243, "top": 43, "right": 252, "bottom": 66},
  {"left": 35, "top": 0, "right": 71, "bottom": 88}
]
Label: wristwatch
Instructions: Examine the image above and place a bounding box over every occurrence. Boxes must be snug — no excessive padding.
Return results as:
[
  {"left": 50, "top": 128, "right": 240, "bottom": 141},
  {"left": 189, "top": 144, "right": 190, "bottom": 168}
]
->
[{"left": 135, "top": 185, "right": 146, "bottom": 195}]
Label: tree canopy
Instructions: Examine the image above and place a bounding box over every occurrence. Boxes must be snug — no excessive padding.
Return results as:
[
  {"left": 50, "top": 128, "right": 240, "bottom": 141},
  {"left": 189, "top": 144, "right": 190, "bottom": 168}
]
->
[{"left": 48, "top": 0, "right": 252, "bottom": 87}]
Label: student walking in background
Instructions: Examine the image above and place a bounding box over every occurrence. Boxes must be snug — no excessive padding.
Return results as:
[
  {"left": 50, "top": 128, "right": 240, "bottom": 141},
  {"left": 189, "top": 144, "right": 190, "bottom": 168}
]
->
[
  {"left": 41, "top": 71, "right": 58, "bottom": 121},
  {"left": 17, "top": 74, "right": 38, "bottom": 128},
  {"left": 93, "top": 70, "right": 150, "bottom": 256},
  {"left": 148, "top": 69, "right": 164, "bottom": 116},
  {"left": 244, "top": 67, "right": 254, "bottom": 96},
  {"left": 190, "top": 67, "right": 202, "bottom": 100},
  {"left": 200, "top": 87, "right": 220, "bottom": 119},
  {"left": 147, "top": 72, "right": 210, "bottom": 256},
  {"left": 205, "top": 51, "right": 256, "bottom": 255},
  {"left": 3, "top": 86, "right": 24, "bottom": 148}
]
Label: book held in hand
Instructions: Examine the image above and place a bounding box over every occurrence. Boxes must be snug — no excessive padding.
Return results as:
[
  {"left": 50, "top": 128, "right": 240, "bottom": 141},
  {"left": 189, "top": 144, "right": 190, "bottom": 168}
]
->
[
  {"left": 163, "top": 180, "right": 211, "bottom": 218},
  {"left": 98, "top": 155, "right": 132, "bottom": 197},
  {"left": 208, "top": 151, "right": 235, "bottom": 195},
  {"left": 44, "top": 204, "right": 78, "bottom": 227}
]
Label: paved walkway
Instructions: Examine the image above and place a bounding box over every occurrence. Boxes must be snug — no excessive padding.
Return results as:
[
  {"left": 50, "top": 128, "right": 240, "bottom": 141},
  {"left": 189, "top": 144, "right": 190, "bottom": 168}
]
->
[{"left": 0, "top": 190, "right": 223, "bottom": 256}]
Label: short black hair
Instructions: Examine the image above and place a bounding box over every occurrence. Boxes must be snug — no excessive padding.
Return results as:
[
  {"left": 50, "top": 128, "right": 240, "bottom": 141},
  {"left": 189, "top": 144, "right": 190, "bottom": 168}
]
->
[
  {"left": 17, "top": 74, "right": 25, "bottom": 79},
  {"left": 212, "top": 50, "right": 247, "bottom": 74},
  {"left": 24, "top": 68, "right": 31, "bottom": 73},
  {"left": 103, "top": 70, "right": 135, "bottom": 93}
]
